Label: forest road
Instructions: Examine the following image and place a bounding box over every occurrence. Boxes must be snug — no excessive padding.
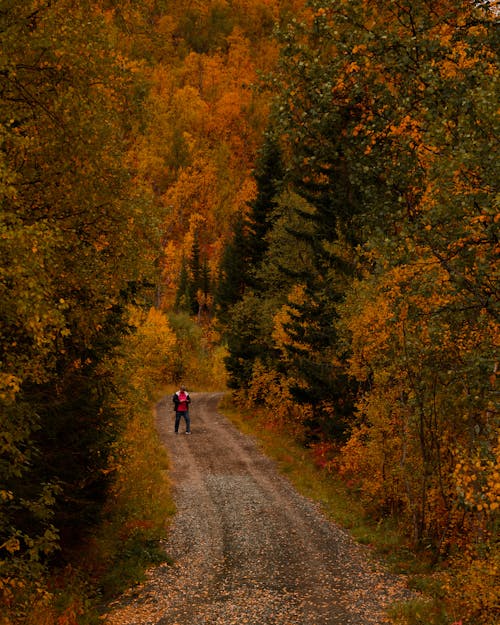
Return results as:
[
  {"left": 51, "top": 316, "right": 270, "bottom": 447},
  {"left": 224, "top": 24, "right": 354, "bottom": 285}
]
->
[{"left": 105, "top": 392, "right": 412, "bottom": 625}]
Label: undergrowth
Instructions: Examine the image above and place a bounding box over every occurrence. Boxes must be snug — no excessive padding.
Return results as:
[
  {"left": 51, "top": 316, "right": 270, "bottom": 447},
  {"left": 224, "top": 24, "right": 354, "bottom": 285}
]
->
[
  {"left": 3, "top": 307, "right": 179, "bottom": 625},
  {"left": 13, "top": 397, "right": 176, "bottom": 625}
]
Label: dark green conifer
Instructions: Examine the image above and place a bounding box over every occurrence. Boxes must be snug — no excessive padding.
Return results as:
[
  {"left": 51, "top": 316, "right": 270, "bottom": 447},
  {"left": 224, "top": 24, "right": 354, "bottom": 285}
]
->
[
  {"left": 174, "top": 256, "right": 192, "bottom": 313},
  {"left": 245, "top": 134, "right": 284, "bottom": 280},
  {"left": 188, "top": 232, "right": 202, "bottom": 316},
  {"left": 214, "top": 214, "right": 251, "bottom": 328}
]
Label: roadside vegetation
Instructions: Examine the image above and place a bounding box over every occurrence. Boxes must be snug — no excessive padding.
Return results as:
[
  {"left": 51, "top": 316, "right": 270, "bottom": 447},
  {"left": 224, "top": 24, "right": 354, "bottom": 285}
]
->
[{"left": 220, "top": 394, "right": 498, "bottom": 625}]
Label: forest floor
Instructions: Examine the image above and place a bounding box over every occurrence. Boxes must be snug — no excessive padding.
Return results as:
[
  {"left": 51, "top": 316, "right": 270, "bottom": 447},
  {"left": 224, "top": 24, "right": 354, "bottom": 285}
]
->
[{"left": 104, "top": 392, "right": 414, "bottom": 625}]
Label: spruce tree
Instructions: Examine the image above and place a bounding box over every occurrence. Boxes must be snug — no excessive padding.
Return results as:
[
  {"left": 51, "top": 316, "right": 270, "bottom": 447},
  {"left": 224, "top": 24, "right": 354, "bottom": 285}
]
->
[
  {"left": 215, "top": 214, "right": 251, "bottom": 328},
  {"left": 174, "top": 256, "right": 192, "bottom": 313},
  {"left": 215, "top": 133, "right": 285, "bottom": 319},
  {"left": 245, "top": 134, "right": 284, "bottom": 282},
  {"left": 214, "top": 135, "right": 286, "bottom": 388},
  {"left": 199, "top": 258, "right": 211, "bottom": 317},
  {"left": 188, "top": 232, "right": 202, "bottom": 316},
  {"left": 273, "top": 110, "right": 362, "bottom": 438}
]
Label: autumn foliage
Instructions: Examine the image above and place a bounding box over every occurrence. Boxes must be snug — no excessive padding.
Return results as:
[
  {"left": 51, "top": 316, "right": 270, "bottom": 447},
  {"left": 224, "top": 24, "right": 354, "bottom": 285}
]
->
[
  {"left": 0, "top": 2, "right": 164, "bottom": 622},
  {"left": 1, "top": 0, "right": 498, "bottom": 624},
  {"left": 214, "top": 2, "right": 499, "bottom": 624}
]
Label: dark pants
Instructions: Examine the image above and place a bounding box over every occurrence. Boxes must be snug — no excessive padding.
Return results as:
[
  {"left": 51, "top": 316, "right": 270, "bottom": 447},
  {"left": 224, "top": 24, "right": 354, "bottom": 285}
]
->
[{"left": 175, "top": 411, "right": 190, "bottom": 433}]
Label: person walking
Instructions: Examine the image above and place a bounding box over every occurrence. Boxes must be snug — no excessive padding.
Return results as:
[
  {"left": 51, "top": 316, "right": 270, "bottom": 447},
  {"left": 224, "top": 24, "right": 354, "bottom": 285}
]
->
[{"left": 173, "top": 386, "right": 191, "bottom": 434}]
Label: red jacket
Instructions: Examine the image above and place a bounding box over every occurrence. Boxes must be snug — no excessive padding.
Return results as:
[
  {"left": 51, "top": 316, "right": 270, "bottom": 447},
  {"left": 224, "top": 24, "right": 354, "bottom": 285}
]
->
[{"left": 173, "top": 390, "right": 190, "bottom": 412}]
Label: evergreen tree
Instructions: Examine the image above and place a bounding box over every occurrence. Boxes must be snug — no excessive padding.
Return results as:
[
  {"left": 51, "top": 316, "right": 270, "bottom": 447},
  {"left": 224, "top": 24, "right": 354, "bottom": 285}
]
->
[
  {"left": 245, "top": 133, "right": 284, "bottom": 283},
  {"left": 223, "top": 293, "right": 280, "bottom": 390},
  {"left": 188, "top": 232, "right": 202, "bottom": 316},
  {"left": 174, "top": 256, "right": 192, "bottom": 313},
  {"left": 214, "top": 134, "right": 286, "bottom": 387},
  {"left": 273, "top": 110, "right": 362, "bottom": 438},
  {"left": 199, "top": 258, "right": 211, "bottom": 318},
  {"left": 215, "top": 214, "right": 251, "bottom": 328}
]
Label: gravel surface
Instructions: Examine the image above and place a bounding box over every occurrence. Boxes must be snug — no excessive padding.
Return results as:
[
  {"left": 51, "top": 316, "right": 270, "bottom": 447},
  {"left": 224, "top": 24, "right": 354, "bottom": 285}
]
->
[{"left": 105, "top": 392, "right": 412, "bottom": 625}]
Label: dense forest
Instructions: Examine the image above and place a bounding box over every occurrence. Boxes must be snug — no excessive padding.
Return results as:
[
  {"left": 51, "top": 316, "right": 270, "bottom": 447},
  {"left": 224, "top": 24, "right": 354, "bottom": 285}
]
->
[{"left": 1, "top": 1, "right": 498, "bottom": 624}]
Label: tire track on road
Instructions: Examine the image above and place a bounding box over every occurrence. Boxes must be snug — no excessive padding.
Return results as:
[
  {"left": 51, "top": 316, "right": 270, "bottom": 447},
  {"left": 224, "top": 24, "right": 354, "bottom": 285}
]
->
[{"left": 105, "top": 392, "right": 412, "bottom": 625}]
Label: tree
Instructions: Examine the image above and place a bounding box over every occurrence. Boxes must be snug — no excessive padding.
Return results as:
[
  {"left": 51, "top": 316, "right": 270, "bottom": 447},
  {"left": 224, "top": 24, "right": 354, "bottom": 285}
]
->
[
  {"left": 174, "top": 255, "right": 193, "bottom": 312},
  {"left": 265, "top": 25, "right": 369, "bottom": 434},
  {"left": 267, "top": 1, "right": 499, "bottom": 595},
  {"left": 260, "top": 0, "right": 499, "bottom": 567},
  {"left": 215, "top": 213, "right": 252, "bottom": 327},
  {"left": 245, "top": 132, "right": 285, "bottom": 281},
  {"left": 223, "top": 293, "right": 279, "bottom": 389},
  {"left": 0, "top": 1, "right": 157, "bottom": 613},
  {"left": 187, "top": 231, "right": 201, "bottom": 315}
]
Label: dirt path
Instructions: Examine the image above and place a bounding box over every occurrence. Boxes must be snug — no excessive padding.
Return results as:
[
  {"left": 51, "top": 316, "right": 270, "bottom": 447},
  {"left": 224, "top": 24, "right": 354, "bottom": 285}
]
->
[{"left": 105, "top": 392, "right": 411, "bottom": 625}]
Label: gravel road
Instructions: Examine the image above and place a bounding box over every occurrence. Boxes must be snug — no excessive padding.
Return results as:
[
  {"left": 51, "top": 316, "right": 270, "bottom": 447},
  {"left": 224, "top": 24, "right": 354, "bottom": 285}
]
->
[{"left": 105, "top": 392, "right": 412, "bottom": 625}]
